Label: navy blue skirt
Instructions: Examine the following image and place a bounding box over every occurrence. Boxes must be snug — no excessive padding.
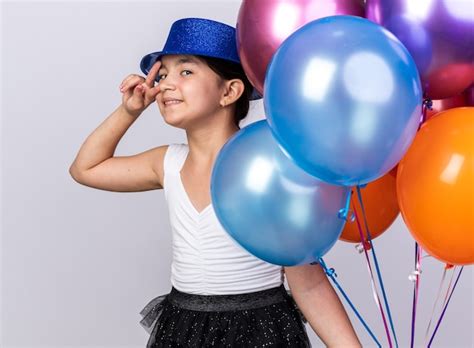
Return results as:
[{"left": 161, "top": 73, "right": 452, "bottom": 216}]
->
[{"left": 139, "top": 284, "right": 311, "bottom": 347}]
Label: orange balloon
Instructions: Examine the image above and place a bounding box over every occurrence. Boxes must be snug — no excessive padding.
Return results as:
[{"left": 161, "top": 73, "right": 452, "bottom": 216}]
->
[
  {"left": 397, "top": 107, "right": 474, "bottom": 265},
  {"left": 339, "top": 173, "right": 399, "bottom": 243}
]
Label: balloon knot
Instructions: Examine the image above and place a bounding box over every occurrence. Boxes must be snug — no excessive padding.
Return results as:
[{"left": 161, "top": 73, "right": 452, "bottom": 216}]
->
[
  {"left": 363, "top": 240, "right": 372, "bottom": 251},
  {"left": 423, "top": 98, "right": 433, "bottom": 110},
  {"left": 325, "top": 268, "right": 337, "bottom": 277},
  {"left": 338, "top": 208, "right": 355, "bottom": 222},
  {"left": 355, "top": 240, "right": 372, "bottom": 253},
  {"left": 338, "top": 208, "right": 347, "bottom": 220}
]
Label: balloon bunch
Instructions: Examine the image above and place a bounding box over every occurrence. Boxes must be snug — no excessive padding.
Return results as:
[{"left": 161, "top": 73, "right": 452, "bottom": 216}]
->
[
  {"left": 365, "top": 0, "right": 474, "bottom": 267},
  {"left": 213, "top": 0, "right": 474, "bottom": 266},
  {"left": 213, "top": 0, "right": 425, "bottom": 264},
  {"left": 210, "top": 0, "right": 473, "bottom": 345},
  {"left": 367, "top": 1, "right": 474, "bottom": 344}
]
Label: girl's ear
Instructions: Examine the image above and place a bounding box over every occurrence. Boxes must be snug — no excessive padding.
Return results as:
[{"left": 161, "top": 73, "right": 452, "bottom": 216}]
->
[{"left": 220, "top": 79, "right": 244, "bottom": 107}]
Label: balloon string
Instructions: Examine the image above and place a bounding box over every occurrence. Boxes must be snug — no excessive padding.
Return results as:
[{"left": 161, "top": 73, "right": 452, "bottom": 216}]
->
[
  {"left": 351, "top": 199, "right": 393, "bottom": 348},
  {"left": 316, "top": 258, "right": 381, "bottom": 348},
  {"left": 423, "top": 265, "right": 451, "bottom": 346},
  {"left": 338, "top": 189, "right": 354, "bottom": 221},
  {"left": 409, "top": 242, "right": 423, "bottom": 348},
  {"left": 356, "top": 185, "right": 399, "bottom": 348},
  {"left": 427, "top": 266, "right": 464, "bottom": 347}
]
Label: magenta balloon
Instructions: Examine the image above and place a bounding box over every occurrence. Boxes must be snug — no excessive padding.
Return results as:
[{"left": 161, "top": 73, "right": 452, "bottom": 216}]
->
[
  {"left": 366, "top": 0, "right": 474, "bottom": 100},
  {"left": 236, "top": 0, "right": 365, "bottom": 95}
]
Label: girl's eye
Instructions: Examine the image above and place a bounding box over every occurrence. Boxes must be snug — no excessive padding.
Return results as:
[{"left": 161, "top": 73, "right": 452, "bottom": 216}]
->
[{"left": 157, "top": 71, "right": 190, "bottom": 82}]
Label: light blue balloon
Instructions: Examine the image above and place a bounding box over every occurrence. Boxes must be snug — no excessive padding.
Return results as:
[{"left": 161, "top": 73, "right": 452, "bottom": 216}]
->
[
  {"left": 211, "top": 120, "right": 350, "bottom": 266},
  {"left": 264, "top": 15, "right": 423, "bottom": 186}
]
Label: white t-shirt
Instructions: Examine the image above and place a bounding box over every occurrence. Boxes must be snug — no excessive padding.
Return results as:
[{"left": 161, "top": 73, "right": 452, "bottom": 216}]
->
[{"left": 163, "top": 143, "right": 284, "bottom": 295}]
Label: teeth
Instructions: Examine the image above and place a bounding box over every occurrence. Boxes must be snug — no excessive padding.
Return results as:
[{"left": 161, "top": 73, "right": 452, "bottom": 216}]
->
[{"left": 164, "top": 100, "right": 182, "bottom": 105}]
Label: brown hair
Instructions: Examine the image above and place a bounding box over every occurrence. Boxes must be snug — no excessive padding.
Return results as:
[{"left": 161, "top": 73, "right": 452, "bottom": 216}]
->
[{"left": 197, "top": 56, "right": 253, "bottom": 127}]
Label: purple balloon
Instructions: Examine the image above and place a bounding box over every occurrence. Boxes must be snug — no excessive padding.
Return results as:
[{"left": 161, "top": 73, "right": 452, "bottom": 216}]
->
[
  {"left": 367, "top": 0, "right": 474, "bottom": 100},
  {"left": 237, "top": 0, "right": 365, "bottom": 95}
]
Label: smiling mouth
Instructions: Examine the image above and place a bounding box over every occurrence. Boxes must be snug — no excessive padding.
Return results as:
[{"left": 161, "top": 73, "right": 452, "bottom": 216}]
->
[{"left": 163, "top": 100, "right": 183, "bottom": 106}]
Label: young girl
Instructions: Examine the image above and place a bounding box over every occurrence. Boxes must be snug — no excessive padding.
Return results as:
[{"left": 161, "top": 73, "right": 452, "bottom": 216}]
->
[{"left": 70, "top": 17, "right": 361, "bottom": 347}]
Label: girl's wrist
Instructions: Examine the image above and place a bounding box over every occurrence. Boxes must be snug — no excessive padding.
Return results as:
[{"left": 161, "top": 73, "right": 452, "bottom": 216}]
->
[{"left": 119, "top": 104, "right": 141, "bottom": 119}]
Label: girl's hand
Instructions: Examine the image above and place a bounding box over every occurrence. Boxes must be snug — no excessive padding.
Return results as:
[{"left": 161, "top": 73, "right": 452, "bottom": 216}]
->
[{"left": 119, "top": 60, "right": 162, "bottom": 117}]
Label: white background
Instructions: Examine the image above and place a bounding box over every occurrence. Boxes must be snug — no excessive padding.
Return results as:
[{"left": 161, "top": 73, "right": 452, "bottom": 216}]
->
[{"left": 1, "top": 1, "right": 472, "bottom": 347}]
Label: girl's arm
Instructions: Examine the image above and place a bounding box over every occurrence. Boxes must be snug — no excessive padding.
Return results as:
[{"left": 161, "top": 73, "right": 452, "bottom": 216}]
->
[
  {"left": 69, "top": 103, "right": 167, "bottom": 192},
  {"left": 69, "top": 63, "right": 167, "bottom": 192},
  {"left": 284, "top": 263, "right": 362, "bottom": 347},
  {"left": 70, "top": 61, "right": 161, "bottom": 175},
  {"left": 69, "top": 103, "right": 140, "bottom": 174}
]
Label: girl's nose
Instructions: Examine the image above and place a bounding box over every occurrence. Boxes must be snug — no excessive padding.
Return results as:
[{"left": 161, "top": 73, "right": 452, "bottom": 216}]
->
[
  {"left": 160, "top": 82, "right": 176, "bottom": 92},
  {"left": 159, "top": 75, "right": 177, "bottom": 91}
]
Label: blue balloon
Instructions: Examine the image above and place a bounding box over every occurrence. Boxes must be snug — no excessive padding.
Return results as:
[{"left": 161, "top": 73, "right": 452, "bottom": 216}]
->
[
  {"left": 211, "top": 120, "right": 350, "bottom": 266},
  {"left": 264, "top": 15, "right": 422, "bottom": 186}
]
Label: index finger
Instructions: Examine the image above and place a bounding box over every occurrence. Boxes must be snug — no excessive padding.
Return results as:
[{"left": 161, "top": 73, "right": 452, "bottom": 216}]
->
[{"left": 145, "top": 60, "right": 162, "bottom": 87}]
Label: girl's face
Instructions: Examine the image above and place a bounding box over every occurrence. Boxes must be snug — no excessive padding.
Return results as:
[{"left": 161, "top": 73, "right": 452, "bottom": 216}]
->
[{"left": 156, "top": 54, "right": 225, "bottom": 128}]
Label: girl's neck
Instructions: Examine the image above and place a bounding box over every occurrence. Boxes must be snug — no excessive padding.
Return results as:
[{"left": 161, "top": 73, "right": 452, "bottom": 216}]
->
[{"left": 184, "top": 117, "right": 240, "bottom": 167}]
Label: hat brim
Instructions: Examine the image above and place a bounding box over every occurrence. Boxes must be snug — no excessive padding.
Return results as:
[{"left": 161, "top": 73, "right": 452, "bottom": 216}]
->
[{"left": 139, "top": 52, "right": 262, "bottom": 100}]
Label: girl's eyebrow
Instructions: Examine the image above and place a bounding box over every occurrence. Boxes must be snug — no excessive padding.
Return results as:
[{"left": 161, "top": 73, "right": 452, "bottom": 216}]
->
[{"left": 160, "top": 57, "right": 199, "bottom": 70}]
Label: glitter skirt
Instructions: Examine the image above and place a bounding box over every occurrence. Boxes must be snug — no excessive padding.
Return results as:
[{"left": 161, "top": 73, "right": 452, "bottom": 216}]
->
[{"left": 139, "top": 284, "right": 311, "bottom": 347}]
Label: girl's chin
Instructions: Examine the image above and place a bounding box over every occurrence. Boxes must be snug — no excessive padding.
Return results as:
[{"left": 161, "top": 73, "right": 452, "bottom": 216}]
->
[
  {"left": 161, "top": 110, "right": 211, "bottom": 129},
  {"left": 162, "top": 114, "right": 186, "bottom": 128}
]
